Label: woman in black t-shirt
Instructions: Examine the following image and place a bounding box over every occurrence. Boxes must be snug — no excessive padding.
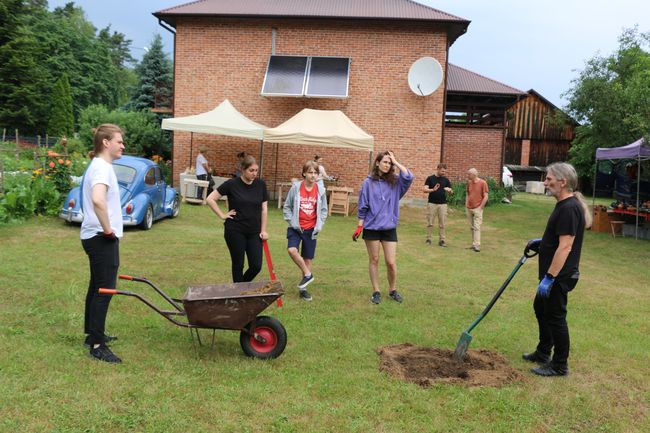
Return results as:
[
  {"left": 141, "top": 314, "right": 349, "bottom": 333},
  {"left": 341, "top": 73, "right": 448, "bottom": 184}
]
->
[{"left": 206, "top": 155, "right": 269, "bottom": 282}]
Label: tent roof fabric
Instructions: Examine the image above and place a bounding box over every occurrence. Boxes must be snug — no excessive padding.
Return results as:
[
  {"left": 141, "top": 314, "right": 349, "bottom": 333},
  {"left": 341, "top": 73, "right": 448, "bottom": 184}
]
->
[
  {"left": 596, "top": 137, "right": 650, "bottom": 160},
  {"left": 263, "top": 109, "right": 373, "bottom": 151},
  {"left": 161, "top": 99, "right": 266, "bottom": 140}
]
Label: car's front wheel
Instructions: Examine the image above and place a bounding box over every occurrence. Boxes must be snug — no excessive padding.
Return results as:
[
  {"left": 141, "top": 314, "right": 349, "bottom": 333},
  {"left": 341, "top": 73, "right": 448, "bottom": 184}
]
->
[
  {"left": 171, "top": 196, "right": 180, "bottom": 218},
  {"left": 139, "top": 204, "right": 153, "bottom": 230}
]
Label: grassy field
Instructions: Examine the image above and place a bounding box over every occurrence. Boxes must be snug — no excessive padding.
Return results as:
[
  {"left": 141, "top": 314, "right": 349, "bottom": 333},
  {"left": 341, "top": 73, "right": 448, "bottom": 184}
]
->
[{"left": 1, "top": 193, "right": 648, "bottom": 433}]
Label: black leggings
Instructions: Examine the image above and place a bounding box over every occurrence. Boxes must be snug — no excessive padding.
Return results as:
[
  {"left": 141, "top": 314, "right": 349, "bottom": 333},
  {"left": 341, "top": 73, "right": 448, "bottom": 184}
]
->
[
  {"left": 224, "top": 229, "right": 263, "bottom": 282},
  {"left": 82, "top": 235, "right": 119, "bottom": 346}
]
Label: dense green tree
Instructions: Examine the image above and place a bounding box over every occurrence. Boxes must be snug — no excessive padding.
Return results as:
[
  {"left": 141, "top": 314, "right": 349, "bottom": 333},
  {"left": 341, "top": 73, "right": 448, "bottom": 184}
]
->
[
  {"left": 0, "top": 0, "right": 49, "bottom": 133},
  {"left": 47, "top": 74, "right": 74, "bottom": 137},
  {"left": 129, "top": 34, "right": 173, "bottom": 111},
  {"left": 98, "top": 25, "right": 135, "bottom": 68},
  {"left": 78, "top": 105, "right": 168, "bottom": 157},
  {"left": 565, "top": 27, "right": 650, "bottom": 176}
]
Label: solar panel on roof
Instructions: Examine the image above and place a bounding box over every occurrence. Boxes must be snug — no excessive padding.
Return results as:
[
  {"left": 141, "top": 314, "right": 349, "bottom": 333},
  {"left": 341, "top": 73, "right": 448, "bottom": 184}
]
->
[
  {"left": 261, "top": 56, "right": 308, "bottom": 96},
  {"left": 305, "top": 57, "right": 350, "bottom": 98}
]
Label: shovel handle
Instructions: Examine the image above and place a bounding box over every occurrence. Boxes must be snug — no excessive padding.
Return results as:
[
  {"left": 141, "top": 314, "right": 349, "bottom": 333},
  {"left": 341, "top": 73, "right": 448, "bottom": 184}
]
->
[{"left": 262, "top": 240, "right": 276, "bottom": 281}]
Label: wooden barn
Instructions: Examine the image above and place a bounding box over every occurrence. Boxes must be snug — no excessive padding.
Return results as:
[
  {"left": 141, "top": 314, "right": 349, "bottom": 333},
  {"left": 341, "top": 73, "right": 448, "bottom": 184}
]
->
[{"left": 504, "top": 89, "right": 577, "bottom": 184}]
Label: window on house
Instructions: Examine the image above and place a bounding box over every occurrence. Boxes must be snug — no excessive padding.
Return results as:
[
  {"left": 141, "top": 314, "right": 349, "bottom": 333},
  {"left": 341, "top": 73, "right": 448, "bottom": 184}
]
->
[{"left": 261, "top": 55, "right": 350, "bottom": 98}]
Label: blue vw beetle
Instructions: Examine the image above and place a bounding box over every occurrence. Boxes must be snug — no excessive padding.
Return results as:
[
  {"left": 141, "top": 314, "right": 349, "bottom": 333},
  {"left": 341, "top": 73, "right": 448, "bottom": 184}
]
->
[{"left": 59, "top": 155, "right": 180, "bottom": 230}]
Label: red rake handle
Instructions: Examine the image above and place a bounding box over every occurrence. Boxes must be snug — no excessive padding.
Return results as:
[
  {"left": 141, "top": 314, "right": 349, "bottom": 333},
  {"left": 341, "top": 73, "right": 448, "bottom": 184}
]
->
[
  {"left": 262, "top": 239, "right": 276, "bottom": 281},
  {"left": 262, "top": 240, "right": 283, "bottom": 307}
]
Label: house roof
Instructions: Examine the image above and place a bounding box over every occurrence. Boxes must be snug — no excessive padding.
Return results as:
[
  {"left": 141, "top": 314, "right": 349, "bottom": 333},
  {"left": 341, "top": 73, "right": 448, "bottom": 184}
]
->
[
  {"left": 154, "top": 0, "right": 470, "bottom": 44},
  {"left": 446, "top": 64, "right": 525, "bottom": 96}
]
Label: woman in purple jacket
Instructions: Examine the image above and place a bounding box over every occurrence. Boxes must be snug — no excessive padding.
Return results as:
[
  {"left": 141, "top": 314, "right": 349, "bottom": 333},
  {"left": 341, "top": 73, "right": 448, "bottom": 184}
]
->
[{"left": 352, "top": 151, "right": 413, "bottom": 304}]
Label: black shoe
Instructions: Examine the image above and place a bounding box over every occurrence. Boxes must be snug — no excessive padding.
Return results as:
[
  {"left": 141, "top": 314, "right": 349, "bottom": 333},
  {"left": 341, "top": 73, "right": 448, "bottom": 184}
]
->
[
  {"left": 84, "top": 334, "right": 117, "bottom": 348},
  {"left": 425, "top": 239, "right": 432, "bottom": 245},
  {"left": 297, "top": 274, "right": 314, "bottom": 289},
  {"left": 531, "top": 363, "right": 568, "bottom": 377},
  {"left": 522, "top": 351, "right": 551, "bottom": 364},
  {"left": 438, "top": 240, "right": 447, "bottom": 247},
  {"left": 89, "top": 344, "right": 122, "bottom": 363},
  {"left": 299, "top": 289, "right": 313, "bottom": 301},
  {"left": 388, "top": 290, "right": 403, "bottom": 303},
  {"left": 371, "top": 292, "right": 381, "bottom": 304}
]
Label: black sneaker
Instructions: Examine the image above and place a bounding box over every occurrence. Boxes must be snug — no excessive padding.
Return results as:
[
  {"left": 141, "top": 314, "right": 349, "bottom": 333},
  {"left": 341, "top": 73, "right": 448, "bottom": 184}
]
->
[
  {"left": 438, "top": 240, "right": 447, "bottom": 247},
  {"left": 371, "top": 292, "right": 381, "bottom": 304},
  {"left": 531, "top": 363, "right": 568, "bottom": 377},
  {"left": 522, "top": 351, "right": 551, "bottom": 364},
  {"left": 299, "top": 289, "right": 313, "bottom": 301},
  {"left": 389, "top": 290, "right": 404, "bottom": 303},
  {"left": 425, "top": 239, "right": 432, "bottom": 245},
  {"left": 84, "top": 334, "right": 117, "bottom": 348},
  {"left": 297, "top": 274, "right": 314, "bottom": 289},
  {"left": 89, "top": 344, "right": 122, "bottom": 363}
]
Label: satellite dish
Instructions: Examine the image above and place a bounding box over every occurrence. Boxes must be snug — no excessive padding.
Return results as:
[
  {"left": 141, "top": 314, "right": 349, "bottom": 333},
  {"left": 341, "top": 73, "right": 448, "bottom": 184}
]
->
[{"left": 408, "top": 57, "right": 443, "bottom": 96}]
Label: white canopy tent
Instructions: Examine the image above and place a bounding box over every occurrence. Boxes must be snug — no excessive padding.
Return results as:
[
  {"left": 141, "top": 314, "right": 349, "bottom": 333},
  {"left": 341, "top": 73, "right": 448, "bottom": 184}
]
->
[
  {"left": 263, "top": 109, "right": 374, "bottom": 191},
  {"left": 263, "top": 108, "right": 374, "bottom": 151},
  {"left": 161, "top": 99, "right": 267, "bottom": 170}
]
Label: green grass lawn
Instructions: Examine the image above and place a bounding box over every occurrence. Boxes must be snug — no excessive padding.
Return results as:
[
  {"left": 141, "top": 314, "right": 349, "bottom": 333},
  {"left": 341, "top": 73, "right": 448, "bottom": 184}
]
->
[{"left": 1, "top": 193, "right": 648, "bottom": 433}]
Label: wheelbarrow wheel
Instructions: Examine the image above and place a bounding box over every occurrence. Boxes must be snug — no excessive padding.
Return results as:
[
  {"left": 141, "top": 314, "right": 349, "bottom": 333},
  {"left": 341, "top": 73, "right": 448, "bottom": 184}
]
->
[{"left": 240, "top": 316, "right": 287, "bottom": 359}]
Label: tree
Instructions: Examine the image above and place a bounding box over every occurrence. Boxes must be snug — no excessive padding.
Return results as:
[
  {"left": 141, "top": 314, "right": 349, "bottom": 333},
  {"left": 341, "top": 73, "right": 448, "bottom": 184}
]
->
[
  {"left": 565, "top": 27, "right": 650, "bottom": 177},
  {"left": 47, "top": 74, "right": 74, "bottom": 137},
  {"left": 129, "top": 34, "right": 173, "bottom": 111},
  {"left": 78, "top": 105, "right": 168, "bottom": 157}
]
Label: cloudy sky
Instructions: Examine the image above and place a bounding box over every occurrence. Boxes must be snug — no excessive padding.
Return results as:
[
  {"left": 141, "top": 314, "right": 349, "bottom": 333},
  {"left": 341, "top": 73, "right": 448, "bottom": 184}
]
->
[{"left": 48, "top": 0, "right": 650, "bottom": 108}]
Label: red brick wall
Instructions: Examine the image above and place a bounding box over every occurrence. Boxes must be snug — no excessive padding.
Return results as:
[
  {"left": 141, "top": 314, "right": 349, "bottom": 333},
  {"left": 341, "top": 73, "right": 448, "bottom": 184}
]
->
[
  {"left": 171, "top": 18, "right": 450, "bottom": 199},
  {"left": 442, "top": 125, "right": 505, "bottom": 183}
]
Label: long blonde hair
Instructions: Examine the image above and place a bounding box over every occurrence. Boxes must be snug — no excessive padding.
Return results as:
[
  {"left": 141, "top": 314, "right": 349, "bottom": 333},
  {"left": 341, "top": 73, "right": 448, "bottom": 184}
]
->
[{"left": 546, "top": 162, "right": 593, "bottom": 228}]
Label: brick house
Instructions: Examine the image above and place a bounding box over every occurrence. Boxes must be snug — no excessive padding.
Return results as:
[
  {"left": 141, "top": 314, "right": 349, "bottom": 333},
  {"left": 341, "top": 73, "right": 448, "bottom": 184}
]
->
[{"left": 155, "top": 0, "right": 515, "bottom": 200}]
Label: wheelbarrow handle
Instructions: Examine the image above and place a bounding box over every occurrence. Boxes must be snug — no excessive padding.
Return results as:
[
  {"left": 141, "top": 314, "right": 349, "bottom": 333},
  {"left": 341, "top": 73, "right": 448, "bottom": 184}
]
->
[
  {"left": 99, "top": 288, "right": 122, "bottom": 295},
  {"left": 118, "top": 274, "right": 134, "bottom": 281}
]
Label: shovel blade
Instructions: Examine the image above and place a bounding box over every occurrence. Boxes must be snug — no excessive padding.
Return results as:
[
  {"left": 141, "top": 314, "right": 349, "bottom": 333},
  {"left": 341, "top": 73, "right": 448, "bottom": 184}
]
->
[{"left": 453, "top": 331, "right": 472, "bottom": 361}]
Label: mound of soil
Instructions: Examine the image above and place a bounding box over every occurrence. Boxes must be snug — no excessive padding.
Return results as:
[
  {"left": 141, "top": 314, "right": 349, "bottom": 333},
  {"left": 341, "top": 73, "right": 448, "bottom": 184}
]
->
[{"left": 377, "top": 343, "right": 524, "bottom": 388}]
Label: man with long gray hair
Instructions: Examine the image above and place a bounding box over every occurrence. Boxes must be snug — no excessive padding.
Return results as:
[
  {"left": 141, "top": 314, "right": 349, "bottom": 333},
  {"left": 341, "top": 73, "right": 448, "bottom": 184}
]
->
[{"left": 523, "top": 162, "right": 592, "bottom": 376}]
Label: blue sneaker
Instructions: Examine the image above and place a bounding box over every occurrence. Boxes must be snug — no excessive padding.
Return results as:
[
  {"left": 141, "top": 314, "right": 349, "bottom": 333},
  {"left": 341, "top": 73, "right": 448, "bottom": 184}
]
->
[
  {"left": 371, "top": 292, "right": 381, "bottom": 304},
  {"left": 298, "top": 274, "right": 314, "bottom": 289}
]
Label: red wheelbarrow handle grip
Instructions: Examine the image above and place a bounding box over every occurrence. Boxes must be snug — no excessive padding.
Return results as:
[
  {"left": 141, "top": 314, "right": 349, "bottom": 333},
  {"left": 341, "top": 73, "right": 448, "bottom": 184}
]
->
[
  {"left": 98, "top": 288, "right": 118, "bottom": 295},
  {"left": 118, "top": 274, "right": 134, "bottom": 280}
]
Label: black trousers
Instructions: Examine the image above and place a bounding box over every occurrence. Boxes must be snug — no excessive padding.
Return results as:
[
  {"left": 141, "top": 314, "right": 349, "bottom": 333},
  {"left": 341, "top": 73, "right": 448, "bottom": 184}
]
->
[
  {"left": 82, "top": 235, "right": 119, "bottom": 346},
  {"left": 533, "top": 280, "right": 571, "bottom": 368},
  {"left": 224, "top": 229, "right": 263, "bottom": 283},
  {"left": 196, "top": 174, "right": 214, "bottom": 199}
]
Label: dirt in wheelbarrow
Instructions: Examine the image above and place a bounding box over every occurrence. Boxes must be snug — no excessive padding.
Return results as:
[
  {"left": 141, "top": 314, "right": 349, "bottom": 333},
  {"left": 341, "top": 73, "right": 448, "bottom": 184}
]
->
[{"left": 377, "top": 343, "right": 524, "bottom": 388}]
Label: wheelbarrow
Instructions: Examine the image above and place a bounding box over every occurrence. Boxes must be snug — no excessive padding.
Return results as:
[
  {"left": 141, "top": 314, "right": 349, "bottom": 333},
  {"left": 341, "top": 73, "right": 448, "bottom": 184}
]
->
[{"left": 99, "top": 241, "right": 287, "bottom": 359}]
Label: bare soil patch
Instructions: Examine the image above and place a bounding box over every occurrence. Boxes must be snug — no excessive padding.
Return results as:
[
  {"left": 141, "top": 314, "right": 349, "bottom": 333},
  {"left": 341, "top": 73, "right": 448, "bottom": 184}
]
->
[{"left": 377, "top": 343, "right": 524, "bottom": 388}]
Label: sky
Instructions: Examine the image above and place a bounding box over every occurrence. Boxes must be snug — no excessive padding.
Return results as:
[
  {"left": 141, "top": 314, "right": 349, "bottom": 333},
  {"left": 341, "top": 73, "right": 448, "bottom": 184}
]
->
[{"left": 48, "top": 0, "right": 650, "bottom": 109}]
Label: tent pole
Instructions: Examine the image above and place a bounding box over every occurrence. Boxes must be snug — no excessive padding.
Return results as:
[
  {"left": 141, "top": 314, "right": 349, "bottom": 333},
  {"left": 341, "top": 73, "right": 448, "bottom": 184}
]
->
[
  {"left": 259, "top": 140, "right": 265, "bottom": 179},
  {"left": 368, "top": 151, "right": 373, "bottom": 173},
  {"left": 189, "top": 133, "right": 193, "bottom": 171},
  {"left": 273, "top": 142, "right": 279, "bottom": 200},
  {"left": 634, "top": 154, "right": 641, "bottom": 240},
  {"left": 592, "top": 160, "right": 597, "bottom": 209}
]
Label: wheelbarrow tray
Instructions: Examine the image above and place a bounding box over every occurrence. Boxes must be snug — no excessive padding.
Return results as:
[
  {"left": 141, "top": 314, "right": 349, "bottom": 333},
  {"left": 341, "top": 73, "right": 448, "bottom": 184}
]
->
[{"left": 182, "top": 280, "right": 283, "bottom": 330}]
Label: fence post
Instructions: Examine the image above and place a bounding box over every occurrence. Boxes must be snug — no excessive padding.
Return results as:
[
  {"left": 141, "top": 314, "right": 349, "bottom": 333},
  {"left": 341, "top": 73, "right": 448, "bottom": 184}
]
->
[
  {"left": 2, "top": 128, "right": 5, "bottom": 142},
  {"left": 15, "top": 129, "right": 19, "bottom": 144},
  {"left": 38, "top": 135, "right": 41, "bottom": 147}
]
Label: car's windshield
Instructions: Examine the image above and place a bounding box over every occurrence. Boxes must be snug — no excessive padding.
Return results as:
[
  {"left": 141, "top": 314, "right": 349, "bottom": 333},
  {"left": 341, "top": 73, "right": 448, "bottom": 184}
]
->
[{"left": 113, "top": 164, "right": 137, "bottom": 184}]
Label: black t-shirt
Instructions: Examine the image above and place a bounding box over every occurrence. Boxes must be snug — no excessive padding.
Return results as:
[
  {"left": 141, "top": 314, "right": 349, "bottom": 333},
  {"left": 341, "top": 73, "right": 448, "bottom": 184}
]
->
[
  {"left": 217, "top": 177, "right": 269, "bottom": 234},
  {"left": 539, "top": 196, "right": 585, "bottom": 281},
  {"left": 424, "top": 175, "right": 452, "bottom": 204}
]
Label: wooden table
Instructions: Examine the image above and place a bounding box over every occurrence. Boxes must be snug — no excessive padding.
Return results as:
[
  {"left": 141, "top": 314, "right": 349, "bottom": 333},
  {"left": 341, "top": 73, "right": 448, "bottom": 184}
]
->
[{"left": 276, "top": 182, "right": 293, "bottom": 208}]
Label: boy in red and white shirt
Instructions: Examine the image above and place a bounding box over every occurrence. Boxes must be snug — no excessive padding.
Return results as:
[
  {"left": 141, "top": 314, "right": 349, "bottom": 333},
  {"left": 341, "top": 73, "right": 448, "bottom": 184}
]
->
[{"left": 282, "top": 161, "right": 329, "bottom": 301}]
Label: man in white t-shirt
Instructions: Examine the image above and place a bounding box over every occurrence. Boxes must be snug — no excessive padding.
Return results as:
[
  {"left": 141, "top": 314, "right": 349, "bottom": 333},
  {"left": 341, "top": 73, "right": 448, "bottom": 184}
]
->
[
  {"left": 195, "top": 145, "right": 210, "bottom": 199},
  {"left": 80, "top": 124, "right": 125, "bottom": 363}
]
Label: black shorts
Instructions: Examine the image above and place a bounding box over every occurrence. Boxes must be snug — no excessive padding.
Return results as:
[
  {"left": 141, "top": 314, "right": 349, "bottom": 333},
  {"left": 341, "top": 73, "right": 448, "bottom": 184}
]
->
[{"left": 362, "top": 228, "right": 397, "bottom": 242}]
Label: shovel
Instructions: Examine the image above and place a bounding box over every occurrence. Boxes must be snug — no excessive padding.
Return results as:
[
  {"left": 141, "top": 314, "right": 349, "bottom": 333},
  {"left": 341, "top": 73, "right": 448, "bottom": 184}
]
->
[{"left": 453, "top": 240, "right": 539, "bottom": 361}]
